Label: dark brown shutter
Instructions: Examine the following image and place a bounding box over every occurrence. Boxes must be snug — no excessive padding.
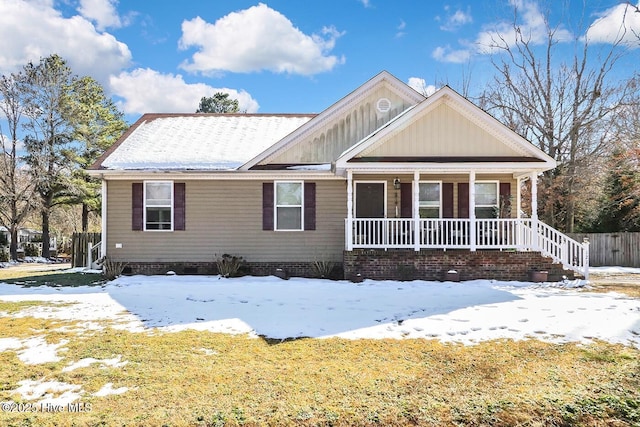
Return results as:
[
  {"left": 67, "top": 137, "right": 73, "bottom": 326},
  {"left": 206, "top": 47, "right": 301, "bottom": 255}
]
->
[
  {"left": 499, "top": 182, "right": 511, "bottom": 218},
  {"left": 262, "top": 183, "right": 274, "bottom": 230},
  {"left": 458, "top": 183, "right": 469, "bottom": 218},
  {"left": 400, "top": 183, "right": 412, "bottom": 218},
  {"left": 442, "top": 183, "right": 454, "bottom": 218},
  {"left": 132, "top": 183, "right": 143, "bottom": 230},
  {"left": 304, "top": 182, "right": 316, "bottom": 230},
  {"left": 174, "top": 182, "right": 186, "bottom": 230}
]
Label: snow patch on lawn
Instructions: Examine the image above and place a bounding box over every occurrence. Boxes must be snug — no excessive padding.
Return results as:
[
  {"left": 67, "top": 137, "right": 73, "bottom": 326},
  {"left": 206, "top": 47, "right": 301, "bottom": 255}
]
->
[
  {"left": 93, "top": 382, "right": 129, "bottom": 397},
  {"left": 12, "top": 379, "right": 82, "bottom": 406},
  {"left": 62, "top": 355, "right": 128, "bottom": 372},
  {"left": 13, "top": 337, "right": 68, "bottom": 364},
  {"left": 0, "top": 274, "right": 638, "bottom": 347}
]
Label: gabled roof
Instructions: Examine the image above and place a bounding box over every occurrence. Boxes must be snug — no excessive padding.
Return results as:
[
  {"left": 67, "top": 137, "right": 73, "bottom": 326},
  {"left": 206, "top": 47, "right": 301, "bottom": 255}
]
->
[
  {"left": 239, "top": 71, "right": 426, "bottom": 170},
  {"left": 90, "top": 113, "right": 314, "bottom": 171},
  {"left": 335, "top": 85, "right": 556, "bottom": 172}
]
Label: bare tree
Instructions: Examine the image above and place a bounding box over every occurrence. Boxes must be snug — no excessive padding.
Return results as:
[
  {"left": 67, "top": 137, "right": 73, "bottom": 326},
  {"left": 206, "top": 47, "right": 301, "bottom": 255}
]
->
[
  {"left": 479, "top": 3, "right": 635, "bottom": 232},
  {"left": 0, "top": 72, "right": 36, "bottom": 260}
]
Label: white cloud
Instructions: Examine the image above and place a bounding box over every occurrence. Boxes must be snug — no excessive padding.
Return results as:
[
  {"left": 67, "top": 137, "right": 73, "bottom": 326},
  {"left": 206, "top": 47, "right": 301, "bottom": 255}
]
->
[
  {"left": 432, "top": 45, "right": 471, "bottom": 63},
  {"left": 474, "top": 0, "right": 572, "bottom": 54},
  {"left": 396, "top": 19, "right": 407, "bottom": 38},
  {"left": 439, "top": 7, "right": 473, "bottom": 32},
  {"left": 586, "top": 2, "right": 640, "bottom": 48},
  {"left": 0, "top": 0, "right": 131, "bottom": 85},
  {"left": 178, "top": 3, "right": 345, "bottom": 76},
  {"left": 109, "top": 68, "right": 260, "bottom": 115},
  {"left": 1, "top": 134, "right": 24, "bottom": 152},
  {"left": 407, "top": 77, "right": 437, "bottom": 96},
  {"left": 359, "top": 0, "right": 372, "bottom": 8},
  {"left": 77, "top": 0, "right": 122, "bottom": 31}
]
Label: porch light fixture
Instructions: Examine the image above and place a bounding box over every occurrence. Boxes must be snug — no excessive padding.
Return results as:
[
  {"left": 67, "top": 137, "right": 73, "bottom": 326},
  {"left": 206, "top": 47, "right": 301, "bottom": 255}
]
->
[{"left": 393, "top": 177, "right": 401, "bottom": 190}]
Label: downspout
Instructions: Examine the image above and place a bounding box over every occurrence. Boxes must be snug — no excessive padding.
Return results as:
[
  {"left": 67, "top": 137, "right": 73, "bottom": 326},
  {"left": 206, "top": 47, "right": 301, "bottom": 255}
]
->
[{"left": 101, "top": 179, "right": 107, "bottom": 259}]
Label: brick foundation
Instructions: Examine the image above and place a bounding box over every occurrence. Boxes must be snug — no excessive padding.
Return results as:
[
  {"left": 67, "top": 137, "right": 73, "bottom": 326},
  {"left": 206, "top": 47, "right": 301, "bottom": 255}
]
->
[
  {"left": 122, "top": 260, "right": 338, "bottom": 278},
  {"left": 121, "top": 250, "right": 572, "bottom": 282},
  {"left": 343, "top": 249, "right": 573, "bottom": 282}
]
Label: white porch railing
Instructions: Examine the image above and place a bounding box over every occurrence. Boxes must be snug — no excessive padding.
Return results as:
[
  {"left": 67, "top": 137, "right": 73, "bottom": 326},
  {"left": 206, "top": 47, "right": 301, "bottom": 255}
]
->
[
  {"left": 345, "top": 218, "right": 589, "bottom": 278},
  {"left": 87, "top": 241, "right": 103, "bottom": 269}
]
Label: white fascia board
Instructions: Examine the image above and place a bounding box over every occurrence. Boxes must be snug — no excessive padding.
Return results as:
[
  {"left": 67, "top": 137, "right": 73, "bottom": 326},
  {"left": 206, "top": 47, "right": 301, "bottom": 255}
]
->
[
  {"left": 88, "top": 169, "right": 341, "bottom": 181},
  {"left": 336, "top": 161, "right": 555, "bottom": 175}
]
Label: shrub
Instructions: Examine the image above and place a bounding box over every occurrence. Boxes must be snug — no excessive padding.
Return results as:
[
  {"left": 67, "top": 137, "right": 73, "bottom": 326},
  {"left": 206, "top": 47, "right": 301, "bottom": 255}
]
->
[
  {"left": 311, "top": 260, "right": 335, "bottom": 279},
  {"left": 0, "top": 249, "right": 9, "bottom": 263},
  {"left": 102, "top": 256, "right": 128, "bottom": 281},
  {"left": 24, "top": 243, "right": 39, "bottom": 257},
  {"left": 215, "top": 254, "right": 245, "bottom": 278}
]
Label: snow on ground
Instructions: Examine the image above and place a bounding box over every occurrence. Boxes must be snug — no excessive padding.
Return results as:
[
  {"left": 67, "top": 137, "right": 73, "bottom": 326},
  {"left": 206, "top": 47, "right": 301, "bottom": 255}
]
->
[
  {"left": 590, "top": 266, "right": 640, "bottom": 274},
  {"left": 0, "top": 274, "right": 638, "bottom": 347}
]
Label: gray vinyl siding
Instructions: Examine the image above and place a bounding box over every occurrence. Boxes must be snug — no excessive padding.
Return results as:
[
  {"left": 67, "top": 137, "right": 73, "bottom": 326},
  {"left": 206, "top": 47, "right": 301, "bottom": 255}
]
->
[{"left": 106, "top": 179, "right": 346, "bottom": 263}]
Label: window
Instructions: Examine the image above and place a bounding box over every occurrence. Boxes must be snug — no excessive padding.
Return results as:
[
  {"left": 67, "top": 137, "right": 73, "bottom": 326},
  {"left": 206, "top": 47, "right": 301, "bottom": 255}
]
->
[
  {"left": 474, "top": 182, "right": 498, "bottom": 219},
  {"left": 275, "top": 182, "right": 303, "bottom": 230},
  {"left": 419, "top": 182, "right": 441, "bottom": 218},
  {"left": 145, "top": 181, "right": 173, "bottom": 230}
]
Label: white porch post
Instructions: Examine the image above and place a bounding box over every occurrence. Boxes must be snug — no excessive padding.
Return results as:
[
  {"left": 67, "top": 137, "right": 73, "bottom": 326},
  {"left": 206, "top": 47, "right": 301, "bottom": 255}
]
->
[
  {"left": 530, "top": 171, "right": 539, "bottom": 251},
  {"left": 516, "top": 177, "right": 522, "bottom": 220},
  {"left": 469, "top": 171, "right": 476, "bottom": 251},
  {"left": 346, "top": 170, "right": 353, "bottom": 250},
  {"left": 530, "top": 172, "right": 538, "bottom": 221},
  {"left": 413, "top": 171, "right": 420, "bottom": 251}
]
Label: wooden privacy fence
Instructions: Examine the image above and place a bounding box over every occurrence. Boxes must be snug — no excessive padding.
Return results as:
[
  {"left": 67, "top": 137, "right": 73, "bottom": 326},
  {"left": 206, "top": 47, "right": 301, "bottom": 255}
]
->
[
  {"left": 71, "top": 232, "right": 101, "bottom": 268},
  {"left": 568, "top": 232, "right": 640, "bottom": 267}
]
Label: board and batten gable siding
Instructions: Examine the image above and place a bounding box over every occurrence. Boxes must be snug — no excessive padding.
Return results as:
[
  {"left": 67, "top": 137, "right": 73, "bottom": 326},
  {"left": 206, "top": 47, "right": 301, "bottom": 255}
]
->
[
  {"left": 105, "top": 179, "right": 346, "bottom": 263},
  {"left": 264, "top": 86, "right": 415, "bottom": 165},
  {"left": 353, "top": 174, "right": 517, "bottom": 219},
  {"left": 359, "top": 102, "right": 524, "bottom": 158}
]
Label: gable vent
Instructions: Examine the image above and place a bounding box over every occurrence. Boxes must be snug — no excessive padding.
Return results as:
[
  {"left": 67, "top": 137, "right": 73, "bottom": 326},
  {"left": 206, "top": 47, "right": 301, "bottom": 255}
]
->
[{"left": 376, "top": 97, "right": 391, "bottom": 113}]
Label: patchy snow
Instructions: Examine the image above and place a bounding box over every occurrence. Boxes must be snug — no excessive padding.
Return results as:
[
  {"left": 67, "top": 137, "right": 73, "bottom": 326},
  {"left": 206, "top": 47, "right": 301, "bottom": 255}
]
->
[
  {"left": 62, "top": 356, "right": 128, "bottom": 372},
  {"left": 0, "top": 274, "right": 638, "bottom": 347},
  {"left": 15, "top": 337, "right": 68, "bottom": 364},
  {"left": 93, "top": 383, "right": 129, "bottom": 397},
  {"left": 12, "top": 379, "right": 82, "bottom": 405},
  {"left": 286, "top": 163, "right": 332, "bottom": 171},
  {"left": 590, "top": 266, "right": 640, "bottom": 274},
  {"left": 101, "top": 114, "right": 313, "bottom": 170}
]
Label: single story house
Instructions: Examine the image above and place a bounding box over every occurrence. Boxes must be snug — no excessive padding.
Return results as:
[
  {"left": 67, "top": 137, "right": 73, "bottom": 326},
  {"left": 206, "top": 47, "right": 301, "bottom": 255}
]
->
[{"left": 88, "top": 71, "right": 589, "bottom": 281}]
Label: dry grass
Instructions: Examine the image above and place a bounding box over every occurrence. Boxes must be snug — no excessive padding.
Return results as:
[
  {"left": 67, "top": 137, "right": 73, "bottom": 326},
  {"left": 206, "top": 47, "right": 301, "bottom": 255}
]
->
[
  {"left": 587, "top": 273, "right": 640, "bottom": 298},
  {"left": 0, "top": 325, "right": 638, "bottom": 426}
]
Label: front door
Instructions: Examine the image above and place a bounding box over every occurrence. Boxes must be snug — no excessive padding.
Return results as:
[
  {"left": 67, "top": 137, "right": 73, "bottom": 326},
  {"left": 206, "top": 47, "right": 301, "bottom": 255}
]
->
[{"left": 355, "top": 182, "right": 385, "bottom": 218}]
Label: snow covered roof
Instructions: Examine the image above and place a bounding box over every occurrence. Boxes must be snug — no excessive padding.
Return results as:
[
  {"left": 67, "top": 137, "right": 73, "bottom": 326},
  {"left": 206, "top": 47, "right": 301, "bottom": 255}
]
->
[{"left": 92, "top": 114, "right": 314, "bottom": 171}]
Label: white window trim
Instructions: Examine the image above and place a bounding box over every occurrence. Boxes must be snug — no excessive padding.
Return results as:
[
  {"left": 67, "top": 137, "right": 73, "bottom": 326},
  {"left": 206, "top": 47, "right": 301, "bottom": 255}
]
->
[
  {"left": 143, "top": 180, "right": 174, "bottom": 232},
  {"left": 474, "top": 180, "right": 499, "bottom": 216},
  {"left": 418, "top": 180, "right": 442, "bottom": 218},
  {"left": 353, "top": 180, "right": 388, "bottom": 218},
  {"left": 274, "top": 181, "right": 304, "bottom": 231}
]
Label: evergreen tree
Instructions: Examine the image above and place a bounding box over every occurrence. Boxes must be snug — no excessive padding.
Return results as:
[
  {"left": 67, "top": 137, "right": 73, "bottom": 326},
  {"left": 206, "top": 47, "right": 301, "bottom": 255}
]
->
[{"left": 196, "top": 93, "right": 240, "bottom": 113}]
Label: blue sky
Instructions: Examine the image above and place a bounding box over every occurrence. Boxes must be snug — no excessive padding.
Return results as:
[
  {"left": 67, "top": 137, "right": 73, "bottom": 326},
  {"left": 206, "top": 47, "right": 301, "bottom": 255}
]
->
[{"left": 1, "top": 0, "right": 639, "bottom": 123}]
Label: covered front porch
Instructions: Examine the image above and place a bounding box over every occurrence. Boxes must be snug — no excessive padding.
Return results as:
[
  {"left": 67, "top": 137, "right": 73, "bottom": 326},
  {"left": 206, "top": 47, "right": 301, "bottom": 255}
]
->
[{"left": 343, "top": 170, "right": 589, "bottom": 279}]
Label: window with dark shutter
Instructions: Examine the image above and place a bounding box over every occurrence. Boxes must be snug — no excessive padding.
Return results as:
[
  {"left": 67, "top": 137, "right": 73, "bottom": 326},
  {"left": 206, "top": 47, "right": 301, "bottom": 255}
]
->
[
  {"left": 499, "top": 182, "right": 511, "bottom": 218},
  {"left": 442, "top": 183, "right": 454, "bottom": 218},
  {"left": 458, "top": 183, "right": 469, "bottom": 218},
  {"left": 400, "top": 183, "right": 412, "bottom": 218},
  {"left": 304, "top": 182, "right": 316, "bottom": 230},
  {"left": 132, "top": 183, "right": 143, "bottom": 230},
  {"left": 174, "top": 182, "right": 186, "bottom": 230},
  {"left": 263, "top": 183, "right": 274, "bottom": 230}
]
